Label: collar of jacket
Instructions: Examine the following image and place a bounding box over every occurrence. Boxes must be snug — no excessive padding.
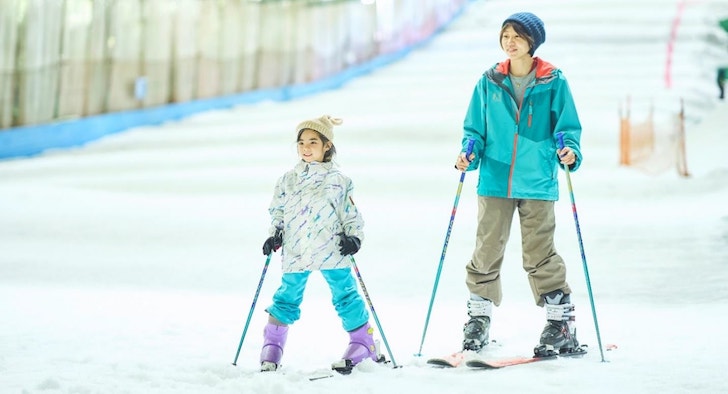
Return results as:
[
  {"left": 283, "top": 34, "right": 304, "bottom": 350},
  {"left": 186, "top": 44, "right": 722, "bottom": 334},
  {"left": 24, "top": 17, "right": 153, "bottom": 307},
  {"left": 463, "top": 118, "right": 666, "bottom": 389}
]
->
[
  {"left": 294, "top": 160, "right": 334, "bottom": 176},
  {"left": 490, "top": 57, "right": 558, "bottom": 85}
]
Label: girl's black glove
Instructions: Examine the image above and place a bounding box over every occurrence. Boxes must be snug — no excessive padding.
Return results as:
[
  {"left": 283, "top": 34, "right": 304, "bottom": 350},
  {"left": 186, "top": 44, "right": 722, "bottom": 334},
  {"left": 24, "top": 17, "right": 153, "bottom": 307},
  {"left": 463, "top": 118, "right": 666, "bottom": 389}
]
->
[
  {"left": 262, "top": 229, "right": 283, "bottom": 255},
  {"left": 338, "top": 234, "right": 361, "bottom": 256}
]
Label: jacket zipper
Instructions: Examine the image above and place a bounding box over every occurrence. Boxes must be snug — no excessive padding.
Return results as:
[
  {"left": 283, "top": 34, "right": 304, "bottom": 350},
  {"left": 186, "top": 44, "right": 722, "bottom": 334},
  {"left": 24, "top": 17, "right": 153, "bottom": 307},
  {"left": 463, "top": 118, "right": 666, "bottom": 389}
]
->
[
  {"left": 507, "top": 133, "right": 518, "bottom": 198},
  {"left": 508, "top": 94, "right": 525, "bottom": 198}
]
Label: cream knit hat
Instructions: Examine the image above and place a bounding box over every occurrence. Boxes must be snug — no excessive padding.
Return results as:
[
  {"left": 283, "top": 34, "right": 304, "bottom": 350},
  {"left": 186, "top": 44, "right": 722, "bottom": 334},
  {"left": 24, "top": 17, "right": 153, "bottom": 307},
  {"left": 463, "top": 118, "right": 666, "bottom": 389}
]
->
[{"left": 296, "top": 115, "right": 342, "bottom": 141}]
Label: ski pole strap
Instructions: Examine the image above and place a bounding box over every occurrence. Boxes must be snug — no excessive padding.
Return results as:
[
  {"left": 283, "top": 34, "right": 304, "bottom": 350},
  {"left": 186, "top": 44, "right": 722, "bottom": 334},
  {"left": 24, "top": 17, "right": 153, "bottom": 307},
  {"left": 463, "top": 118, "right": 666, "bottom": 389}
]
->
[{"left": 546, "top": 303, "right": 575, "bottom": 321}]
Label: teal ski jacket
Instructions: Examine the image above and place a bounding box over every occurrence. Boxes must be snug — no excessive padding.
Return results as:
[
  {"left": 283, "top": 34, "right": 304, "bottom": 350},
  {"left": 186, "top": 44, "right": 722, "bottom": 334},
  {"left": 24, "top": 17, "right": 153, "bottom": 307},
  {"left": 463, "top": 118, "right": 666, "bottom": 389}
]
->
[{"left": 461, "top": 57, "right": 582, "bottom": 201}]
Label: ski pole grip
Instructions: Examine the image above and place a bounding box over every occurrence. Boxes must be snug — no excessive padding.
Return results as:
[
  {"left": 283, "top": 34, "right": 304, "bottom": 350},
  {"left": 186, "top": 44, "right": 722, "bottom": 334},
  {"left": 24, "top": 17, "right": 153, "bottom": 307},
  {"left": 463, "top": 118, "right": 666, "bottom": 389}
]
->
[
  {"left": 465, "top": 138, "right": 475, "bottom": 157},
  {"left": 556, "top": 132, "right": 565, "bottom": 150}
]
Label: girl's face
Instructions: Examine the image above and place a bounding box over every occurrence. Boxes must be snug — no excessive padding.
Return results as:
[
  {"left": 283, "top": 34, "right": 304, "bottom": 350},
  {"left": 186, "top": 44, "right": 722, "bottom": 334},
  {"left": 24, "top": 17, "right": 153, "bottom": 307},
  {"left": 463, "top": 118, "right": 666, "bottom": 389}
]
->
[
  {"left": 297, "top": 129, "right": 331, "bottom": 163},
  {"left": 500, "top": 25, "right": 531, "bottom": 60}
]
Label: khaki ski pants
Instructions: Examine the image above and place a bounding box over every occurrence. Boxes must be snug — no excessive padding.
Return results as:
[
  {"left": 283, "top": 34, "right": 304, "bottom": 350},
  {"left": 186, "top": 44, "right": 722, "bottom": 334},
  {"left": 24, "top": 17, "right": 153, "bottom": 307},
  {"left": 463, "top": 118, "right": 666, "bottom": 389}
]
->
[{"left": 465, "top": 197, "right": 571, "bottom": 307}]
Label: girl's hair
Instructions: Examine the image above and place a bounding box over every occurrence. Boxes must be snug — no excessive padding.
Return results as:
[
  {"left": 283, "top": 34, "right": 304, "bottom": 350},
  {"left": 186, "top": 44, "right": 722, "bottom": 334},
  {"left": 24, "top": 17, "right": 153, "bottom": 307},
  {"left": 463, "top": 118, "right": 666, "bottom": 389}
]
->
[
  {"left": 297, "top": 129, "right": 336, "bottom": 162},
  {"left": 500, "top": 22, "right": 535, "bottom": 54}
]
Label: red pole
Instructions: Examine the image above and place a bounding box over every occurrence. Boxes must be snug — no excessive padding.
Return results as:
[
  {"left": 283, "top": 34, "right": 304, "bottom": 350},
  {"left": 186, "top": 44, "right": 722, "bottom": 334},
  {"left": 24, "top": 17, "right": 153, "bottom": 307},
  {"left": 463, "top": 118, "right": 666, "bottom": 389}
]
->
[{"left": 665, "top": 0, "right": 687, "bottom": 89}]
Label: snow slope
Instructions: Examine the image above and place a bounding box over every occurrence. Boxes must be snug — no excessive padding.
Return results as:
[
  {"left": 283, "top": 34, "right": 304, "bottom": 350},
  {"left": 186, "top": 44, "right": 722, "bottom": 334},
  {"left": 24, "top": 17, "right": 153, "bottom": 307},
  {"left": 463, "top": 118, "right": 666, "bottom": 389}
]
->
[{"left": 1, "top": 1, "right": 728, "bottom": 393}]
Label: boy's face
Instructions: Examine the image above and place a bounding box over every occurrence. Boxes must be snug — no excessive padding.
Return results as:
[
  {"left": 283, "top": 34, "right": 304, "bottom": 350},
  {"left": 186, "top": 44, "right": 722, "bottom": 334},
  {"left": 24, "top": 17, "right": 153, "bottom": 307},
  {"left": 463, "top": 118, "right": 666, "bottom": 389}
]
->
[{"left": 297, "top": 129, "right": 330, "bottom": 163}]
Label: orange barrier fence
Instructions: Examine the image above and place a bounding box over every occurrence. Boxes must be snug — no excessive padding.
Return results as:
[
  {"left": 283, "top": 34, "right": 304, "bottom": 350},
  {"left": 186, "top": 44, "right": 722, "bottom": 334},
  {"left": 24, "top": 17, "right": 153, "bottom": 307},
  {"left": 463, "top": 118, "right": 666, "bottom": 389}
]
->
[{"left": 619, "top": 97, "right": 689, "bottom": 177}]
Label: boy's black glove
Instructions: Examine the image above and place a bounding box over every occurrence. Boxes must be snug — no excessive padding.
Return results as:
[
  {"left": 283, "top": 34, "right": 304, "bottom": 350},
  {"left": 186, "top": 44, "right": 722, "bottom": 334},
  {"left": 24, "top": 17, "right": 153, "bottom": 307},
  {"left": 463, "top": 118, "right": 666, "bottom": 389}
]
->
[
  {"left": 338, "top": 234, "right": 361, "bottom": 256},
  {"left": 262, "top": 229, "right": 283, "bottom": 255}
]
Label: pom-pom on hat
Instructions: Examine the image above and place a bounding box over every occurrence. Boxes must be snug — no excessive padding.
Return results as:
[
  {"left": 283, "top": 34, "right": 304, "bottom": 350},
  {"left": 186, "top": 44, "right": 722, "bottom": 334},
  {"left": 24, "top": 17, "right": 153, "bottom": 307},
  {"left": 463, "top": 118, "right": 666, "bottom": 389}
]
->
[
  {"left": 502, "top": 12, "right": 545, "bottom": 56},
  {"left": 296, "top": 115, "right": 342, "bottom": 142}
]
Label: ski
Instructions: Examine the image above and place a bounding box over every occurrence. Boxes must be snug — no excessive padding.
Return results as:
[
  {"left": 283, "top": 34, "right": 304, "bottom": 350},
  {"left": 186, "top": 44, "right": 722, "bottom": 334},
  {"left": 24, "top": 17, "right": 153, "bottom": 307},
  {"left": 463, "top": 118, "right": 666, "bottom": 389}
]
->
[
  {"left": 259, "top": 355, "right": 390, "bottom": 381},
  {"left": 309, "top": 373, "right": 335, "bottom": 381},
  {"left": 466, "top": 345, "right": 588, "bottom": 370},
  {"left": 426, "top": 339, "right": 500, "bottom": 368},
  {"left": 426, "top": 351, "right": 466, "bottom": 368},
  {"left": 257, "top": 367, "right": 335, "bottom": 381},
  {"left": 330, "top": 353, "right": 390, "bottom": 375}
]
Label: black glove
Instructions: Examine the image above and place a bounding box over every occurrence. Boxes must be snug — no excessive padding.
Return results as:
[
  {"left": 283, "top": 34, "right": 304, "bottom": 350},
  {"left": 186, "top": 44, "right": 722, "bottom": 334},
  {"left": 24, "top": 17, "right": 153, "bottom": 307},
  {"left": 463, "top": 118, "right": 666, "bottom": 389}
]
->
[
  {"left": 338, "top": 234, "right": 361, "bottom": 256},
  {"left": 262, "top": 229, "right": 283, "bottom": 255}
]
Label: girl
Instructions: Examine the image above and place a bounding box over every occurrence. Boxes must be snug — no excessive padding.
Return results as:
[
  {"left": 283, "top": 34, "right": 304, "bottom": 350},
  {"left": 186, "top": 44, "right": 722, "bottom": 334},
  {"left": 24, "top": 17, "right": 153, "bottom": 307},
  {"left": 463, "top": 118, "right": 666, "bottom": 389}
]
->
[
  {"left": 454, "top": 12, "right": 583, "bottom": 357},
  {"left": 259, "top": 115, "right": 380, "bottom": 372}
]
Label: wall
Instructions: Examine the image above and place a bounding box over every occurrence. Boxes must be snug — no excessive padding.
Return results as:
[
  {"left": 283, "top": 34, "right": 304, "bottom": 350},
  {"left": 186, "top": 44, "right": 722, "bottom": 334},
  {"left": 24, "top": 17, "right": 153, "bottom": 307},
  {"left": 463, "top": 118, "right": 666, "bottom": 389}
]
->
[{"left": 0, "top": 0, "right": 469, "bottom": 159}]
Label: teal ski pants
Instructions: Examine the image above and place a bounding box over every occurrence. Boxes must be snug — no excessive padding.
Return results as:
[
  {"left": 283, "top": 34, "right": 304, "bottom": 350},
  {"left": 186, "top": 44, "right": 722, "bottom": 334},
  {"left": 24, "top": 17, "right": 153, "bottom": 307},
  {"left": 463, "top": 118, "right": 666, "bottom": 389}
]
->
[{"left": 265, "top": 267, "right": 369, "bottom": 332}]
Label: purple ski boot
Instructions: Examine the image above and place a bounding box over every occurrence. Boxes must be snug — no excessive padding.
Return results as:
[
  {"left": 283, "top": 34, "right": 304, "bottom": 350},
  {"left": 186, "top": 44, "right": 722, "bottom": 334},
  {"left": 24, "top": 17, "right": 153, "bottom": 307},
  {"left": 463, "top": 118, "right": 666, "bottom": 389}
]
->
[
  {"left": 260, "top": 323, "right": 288, "bottom": 372},
  {"left": 332, "top": 322, "right": 381, "bottom": 374}
]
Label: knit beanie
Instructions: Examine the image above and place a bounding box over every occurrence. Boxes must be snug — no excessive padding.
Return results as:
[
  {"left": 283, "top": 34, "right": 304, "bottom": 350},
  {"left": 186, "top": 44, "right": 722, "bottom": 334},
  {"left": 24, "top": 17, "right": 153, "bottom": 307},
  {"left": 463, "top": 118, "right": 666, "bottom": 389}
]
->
[
  {"left": 296, "top": 115, "right": 342, "bottom": 141},
  {"left": 502, "top": 12, "right": 546, "bottom": 56}
]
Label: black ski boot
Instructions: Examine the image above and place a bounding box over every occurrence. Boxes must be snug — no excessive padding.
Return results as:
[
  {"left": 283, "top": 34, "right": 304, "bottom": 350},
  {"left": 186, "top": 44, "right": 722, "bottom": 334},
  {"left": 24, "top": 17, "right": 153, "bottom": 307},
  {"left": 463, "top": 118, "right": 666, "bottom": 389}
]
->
[
  {"left": 534, "top": 290, "right": 578, "bottom": 357},
  {"left": 462, "top": 297, "right": 492, "bottom": 352}
]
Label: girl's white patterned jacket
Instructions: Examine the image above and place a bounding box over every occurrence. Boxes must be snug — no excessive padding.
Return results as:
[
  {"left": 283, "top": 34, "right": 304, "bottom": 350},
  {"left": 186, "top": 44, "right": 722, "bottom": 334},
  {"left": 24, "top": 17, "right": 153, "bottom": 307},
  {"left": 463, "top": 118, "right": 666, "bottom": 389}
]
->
[{"left": 268, "top": 160, "right": 365, "bottom": 272}]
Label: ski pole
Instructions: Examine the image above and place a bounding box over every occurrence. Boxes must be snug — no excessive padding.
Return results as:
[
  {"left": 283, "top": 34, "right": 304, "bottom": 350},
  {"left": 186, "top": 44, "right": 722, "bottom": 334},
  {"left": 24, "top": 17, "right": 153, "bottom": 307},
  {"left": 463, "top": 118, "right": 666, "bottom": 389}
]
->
[
  {"left": 232, "top": 253, "right": 272, "bottom": 366},
  {"left": 349, "top": 256, "right": 399, "bottom": 368},
  {"left": 556, "top": 132, "right": 606, "bottom": 362},
  {"left": 415, "top": 138, "right": 475, "bottom": 357}
]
